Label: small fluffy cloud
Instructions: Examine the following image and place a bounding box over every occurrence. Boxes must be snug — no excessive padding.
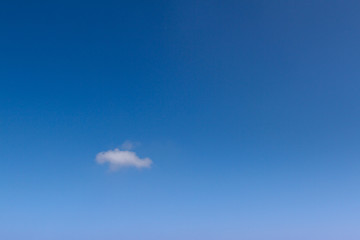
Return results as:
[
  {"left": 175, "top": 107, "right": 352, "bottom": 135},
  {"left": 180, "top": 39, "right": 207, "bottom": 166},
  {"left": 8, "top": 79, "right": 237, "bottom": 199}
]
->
[{"left": 96, "top": 148, "right": 152, "bottom": 171}]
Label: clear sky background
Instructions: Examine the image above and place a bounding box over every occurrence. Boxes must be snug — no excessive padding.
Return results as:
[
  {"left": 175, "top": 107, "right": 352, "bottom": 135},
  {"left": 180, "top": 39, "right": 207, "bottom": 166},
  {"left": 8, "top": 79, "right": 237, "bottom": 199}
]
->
[{"left": 1, "top": 1, "right": 360, "bottom": 239}]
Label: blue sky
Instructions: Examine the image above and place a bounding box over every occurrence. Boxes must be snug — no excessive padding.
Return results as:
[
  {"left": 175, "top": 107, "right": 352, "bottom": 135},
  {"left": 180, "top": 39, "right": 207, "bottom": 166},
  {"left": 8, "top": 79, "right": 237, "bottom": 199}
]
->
[{"left": 1, "top": 1, "right": 360, "bottom": 239}]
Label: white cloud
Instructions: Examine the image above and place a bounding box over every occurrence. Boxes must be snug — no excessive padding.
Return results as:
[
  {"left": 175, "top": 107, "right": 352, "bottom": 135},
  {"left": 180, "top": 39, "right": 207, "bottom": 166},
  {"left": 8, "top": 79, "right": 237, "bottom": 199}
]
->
[{"left": 96, "top": 148, "right": 152, "bottom": 170}]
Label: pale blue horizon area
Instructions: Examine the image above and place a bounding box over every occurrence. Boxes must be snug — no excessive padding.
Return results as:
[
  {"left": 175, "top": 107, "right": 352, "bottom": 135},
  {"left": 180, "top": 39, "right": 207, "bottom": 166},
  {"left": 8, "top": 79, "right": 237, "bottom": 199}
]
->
[{"left": 1, "top": 1, "right": 360, "bottom": 239}]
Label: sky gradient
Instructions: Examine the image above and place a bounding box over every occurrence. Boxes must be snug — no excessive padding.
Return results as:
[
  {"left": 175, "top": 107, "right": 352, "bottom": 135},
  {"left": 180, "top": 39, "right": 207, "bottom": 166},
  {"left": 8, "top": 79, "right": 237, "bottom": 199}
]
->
[{"left": 1, "top": 1, "right": 360, "bottom": 239}]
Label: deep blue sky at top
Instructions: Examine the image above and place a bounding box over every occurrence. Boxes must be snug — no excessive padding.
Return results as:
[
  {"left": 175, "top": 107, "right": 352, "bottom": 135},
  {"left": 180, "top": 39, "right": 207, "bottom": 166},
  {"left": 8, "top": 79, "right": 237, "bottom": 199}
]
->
[{"left": 1, "top": 1, "right": 360, "bottom": 240}]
